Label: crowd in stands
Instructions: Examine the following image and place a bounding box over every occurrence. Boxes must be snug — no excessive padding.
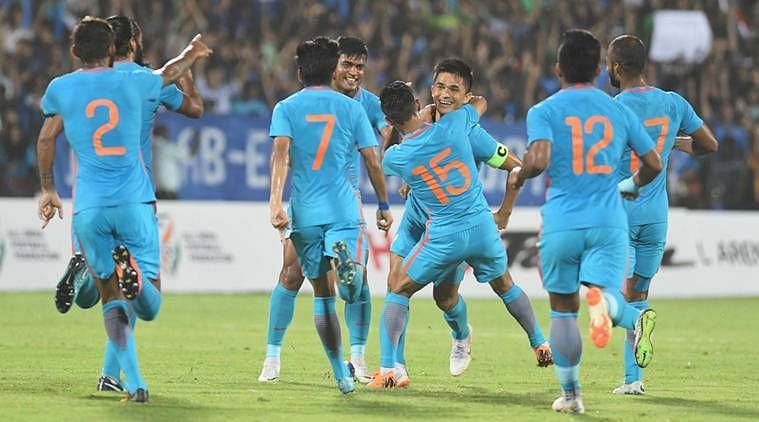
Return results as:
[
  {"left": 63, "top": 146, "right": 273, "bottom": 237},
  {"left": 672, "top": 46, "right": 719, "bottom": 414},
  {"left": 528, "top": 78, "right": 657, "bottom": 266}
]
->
[{"left": 1, "top": 0, "right": 757, "bottom": 208}]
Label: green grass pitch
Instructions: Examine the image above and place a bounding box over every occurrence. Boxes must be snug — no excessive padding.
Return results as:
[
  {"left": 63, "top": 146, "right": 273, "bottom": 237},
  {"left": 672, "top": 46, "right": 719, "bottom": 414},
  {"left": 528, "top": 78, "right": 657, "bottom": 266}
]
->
[{"left": 1, "top": 292, "right": 758, "bottom": 421}]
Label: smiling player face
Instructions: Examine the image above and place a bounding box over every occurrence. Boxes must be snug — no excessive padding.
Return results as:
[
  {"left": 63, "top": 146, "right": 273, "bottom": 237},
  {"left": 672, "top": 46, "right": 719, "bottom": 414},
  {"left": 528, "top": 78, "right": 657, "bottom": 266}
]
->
[
  {"left": 333, "top": 54, "right": 365, "bottom": 94},
  {"left": 431, "top": 72, "right": 471, "bottom": 116}
]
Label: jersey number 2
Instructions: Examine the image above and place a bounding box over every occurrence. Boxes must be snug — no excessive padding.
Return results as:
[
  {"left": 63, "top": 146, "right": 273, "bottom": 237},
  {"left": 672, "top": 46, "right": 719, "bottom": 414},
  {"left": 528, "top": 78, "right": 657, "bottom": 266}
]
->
[{"left": 86, "top": 99, "right": 124, "bottom": 156}]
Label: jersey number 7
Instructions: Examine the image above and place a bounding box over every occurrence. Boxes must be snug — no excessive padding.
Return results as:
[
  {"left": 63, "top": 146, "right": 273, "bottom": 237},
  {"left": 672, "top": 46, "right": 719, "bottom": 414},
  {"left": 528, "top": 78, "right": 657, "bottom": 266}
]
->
[
  {"left": 630, "top": 117, "right": 669, "bottom": 172},
  {"left": 306, "top": 114, "right": 336, "bottom": 170}
]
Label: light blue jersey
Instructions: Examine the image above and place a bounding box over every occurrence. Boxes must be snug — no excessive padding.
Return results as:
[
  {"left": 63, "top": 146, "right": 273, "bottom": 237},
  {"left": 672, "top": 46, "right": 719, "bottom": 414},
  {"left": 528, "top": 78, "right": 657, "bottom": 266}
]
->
[
  {"left": 391, "top": 109, "right": 503, "bottom": 260},
  {"left": 614, "top": 86, "right": 703, "bottom": 226},
  {"left": 383, "top": 105, "right": 489, "bottom": 238},
  {"left": 526, "top": 85, "right": 655, "bottom": 234},
  {"left": 269, "top": 86, "right": 376, "bottom": 229},
  {"left": 41, "top": 68, "right": 162, "bottom": 213},
  {"left": 347, "top": 87, "right": 385, "bottom": 189},
  {"left": 114, "top": 61, "right": 184, "bottom": 185}
]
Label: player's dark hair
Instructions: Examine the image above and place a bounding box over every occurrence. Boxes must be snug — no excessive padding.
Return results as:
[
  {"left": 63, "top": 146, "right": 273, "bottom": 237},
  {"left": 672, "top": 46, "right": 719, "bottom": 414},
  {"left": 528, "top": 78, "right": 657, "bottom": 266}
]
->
[
  {"left": 557, "top": 29, "right": 601, "bottom": 84},
  {"left": 296, "top": 36, "right": 340, "bottom": 86},
  {"left": 71, "top": 16, "right": 114, "bottom": 63},
  {"left": 337, "top": 36, "right": 368, "bottom": 58},
  {"left": 608, "top": 35, "right": 646, "bottom": 78},
  {"left": 432, "top": 58, "right": 473, "bottom": 92},
  {"left": 106, "top": 16, "right": 139, "bottom": 57},
  {"left": 380, "top": 81, "right": 416, "bottom": 125}
]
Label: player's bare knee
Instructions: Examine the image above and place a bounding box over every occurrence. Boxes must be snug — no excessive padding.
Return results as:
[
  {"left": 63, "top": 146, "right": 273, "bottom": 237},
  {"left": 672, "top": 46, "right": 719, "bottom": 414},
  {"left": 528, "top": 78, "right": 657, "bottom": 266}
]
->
[
  {"left": 488, "top": 273, "right": 514, "bottom": 296},
  {"left": 433, "top": 292, "right": 458, "bottom": 311},
  {"left": 279, "top": 265, "right": 305, "bottom": 290}
]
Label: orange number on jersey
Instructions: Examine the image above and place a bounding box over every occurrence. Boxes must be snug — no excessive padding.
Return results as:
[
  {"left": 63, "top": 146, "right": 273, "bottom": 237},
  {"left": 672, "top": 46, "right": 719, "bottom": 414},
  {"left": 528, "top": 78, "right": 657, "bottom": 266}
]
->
[
  {"left": 565, "top": 115, "right": 614, "bottom": 175},
  {"left": 630, "top": 117, "right": 669, "bottom": 172},
  {"left": 306, "top": 114, "right": 336, "bottom": 170},
  {"left": 86, "top": 99, "right": 124, "bottom": 156},
  {"left": 411, "top": 147, "right": 472, "bottom": 205}
]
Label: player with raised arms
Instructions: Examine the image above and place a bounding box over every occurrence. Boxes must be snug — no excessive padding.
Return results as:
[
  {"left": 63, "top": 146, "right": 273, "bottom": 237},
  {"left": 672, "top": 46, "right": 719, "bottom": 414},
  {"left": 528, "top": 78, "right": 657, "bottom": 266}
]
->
[
  {"left": 51, "top": 14, "right": 206, "bottom": 394},
  {"left": 258, "top": 36, "right": 394, "bottom": 384},
  {"left": 36, "top": 16, "right": 212, "bottom": 402},
  {"left": 267, "top": 36, "right": 392, "bottom": 394},
  {"left": 514, "top": 29, "right": 662, "bottom": 413},
  {"left": 607, "top": 34, "right": 718, "bottom": 395}
]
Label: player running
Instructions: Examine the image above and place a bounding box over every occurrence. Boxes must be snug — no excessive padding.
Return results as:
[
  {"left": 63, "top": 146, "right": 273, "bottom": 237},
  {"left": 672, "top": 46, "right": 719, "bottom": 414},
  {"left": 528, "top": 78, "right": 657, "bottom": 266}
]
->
[
  {"left": 267, "top": 37, "right": 392, "bottom": 394},
  {"left": 37, "top": 17, "right": 211, "bottom": 402},
  {"left": 374, "top": 60, "right": 551, "bottom": 387},
  {"left": 607, "top": 34, "right": 718, "bottom": 395},
  {"left": 258, "top": 36, "right": 394, "bottom": 384},
  {"left": 371, "top": 80, "right": 539, "bottom": 389},
  {"left": 514, "top": 29, "right": 663, "bottom": 413},
  {"left": 51, "top": 15, "right": 206, "bottom": 394}
]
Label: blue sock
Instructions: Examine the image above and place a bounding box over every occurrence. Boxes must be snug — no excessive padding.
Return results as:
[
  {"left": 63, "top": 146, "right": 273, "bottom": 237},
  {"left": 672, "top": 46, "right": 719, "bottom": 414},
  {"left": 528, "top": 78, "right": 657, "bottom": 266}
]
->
[
  {"left": 313, "top": 296, "right": 348, "bottom": 379},
  {"left": 603, "top": 288, "right": 641, "bottom": 330},
  {"left": 443, "top": 295, "right": 470, "bottom": 340},
  {"left": 265, "top": 283, "right": 298, "bottom": 357},
  {"left": 345, "top": 280, "right": 371, "bottom": 353},
  {"left": 102, "top": 300, "right": 145, "bottom": 393},
  {"left": 500, "top": 284, "right": 546, "bottom": 347},
  {"left": 132, "top": 280, "right": 161, "bottom": 321},
  {"left": 550, "top": 310, "right": 582, "bottom": 395},
  {"left": 624, "top": 299, "right": 649, "bottom": 383},
  {"left": 74, "top": 270, "right": 99, "bottom": 309},
  {"left": 380, "top": 293, "right": 409, "bottom": 369},
  {"left": 379, "top": 302, "right": 394, "bottom": 369},
  {"left": 102, "top": 304, "right": 137, "bottom": 380}
]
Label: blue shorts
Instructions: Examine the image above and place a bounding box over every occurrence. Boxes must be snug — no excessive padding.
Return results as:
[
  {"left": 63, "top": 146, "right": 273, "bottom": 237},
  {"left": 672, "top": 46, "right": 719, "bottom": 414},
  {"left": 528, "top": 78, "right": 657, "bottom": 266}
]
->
[
  {"left": 391, "top": 195, "right": 464, "bottom": 284},
  {"left": 539, "top": 227, "right": 627, "bottom": 294},
  {"left": 73, "top": 203, "right": 159, "bottom": 281},
  {"left": 627, "top": 222, "right": 667, "bottom": 280},
  {"left": 290, "top": 223, "right": 365, "bottom": 280},
  {"left": 403, "top": 217, "right": 506, "bottom": 286}
]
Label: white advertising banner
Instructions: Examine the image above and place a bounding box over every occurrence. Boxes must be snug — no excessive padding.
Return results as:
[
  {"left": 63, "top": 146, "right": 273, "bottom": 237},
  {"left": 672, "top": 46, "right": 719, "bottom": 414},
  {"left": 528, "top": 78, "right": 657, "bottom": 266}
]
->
[{"left": 1, "top": 199, "right": 757, "bottom": 298}]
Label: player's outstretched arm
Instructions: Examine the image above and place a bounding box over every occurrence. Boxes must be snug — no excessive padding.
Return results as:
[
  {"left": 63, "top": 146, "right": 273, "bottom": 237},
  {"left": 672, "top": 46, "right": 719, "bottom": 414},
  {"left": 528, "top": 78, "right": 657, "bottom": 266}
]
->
[
  {"left": 36, "top": 116, "right": 64, "bottom": 228},
  {"left": 361, "top": 147, "right": 393, "bottom": 231},
  {"left": 493, "top": 167, "right": 523, "bottom": 230},
  {"left": 513, "top": 140, "right": 551, "bottom": 189},
  {"left": 674, "top": 124, "right": 719, "bottom": 156},
  {"left": 269, "top": 136, "right": 291, "bottom": 231},
  {"left": 155, "top": 34, "right": 213, "bottom": 88},
  {"left": 176, "top": 69, "right": 204, "bottom": 118}
]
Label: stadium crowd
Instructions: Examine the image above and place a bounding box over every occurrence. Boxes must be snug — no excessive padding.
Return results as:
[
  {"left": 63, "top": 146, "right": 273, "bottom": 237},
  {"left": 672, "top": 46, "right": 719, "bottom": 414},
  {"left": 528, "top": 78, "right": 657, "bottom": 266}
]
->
[{"left": 1, "top": 0, "right": 757, "bottom": 208}]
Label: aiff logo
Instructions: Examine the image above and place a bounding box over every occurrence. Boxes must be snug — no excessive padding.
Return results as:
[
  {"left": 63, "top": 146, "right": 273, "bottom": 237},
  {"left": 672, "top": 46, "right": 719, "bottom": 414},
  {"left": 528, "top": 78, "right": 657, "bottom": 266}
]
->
[{"left": 158, "top": 213, "right": 181, "bottom": 275}]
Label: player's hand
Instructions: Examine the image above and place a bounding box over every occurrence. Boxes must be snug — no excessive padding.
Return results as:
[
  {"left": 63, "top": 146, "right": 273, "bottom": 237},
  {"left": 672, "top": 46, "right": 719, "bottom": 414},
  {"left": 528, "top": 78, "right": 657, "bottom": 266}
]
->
[
  {"left": 618, "top": 176, "right": 640, "bottom": 201},
  {"left": 508, "top": 167, "right": 523, "bottom": 190},
  {"left": 493, "top": 211, "right": 511, "bottom": 231},
  {"left": 419, "top": 104, "right": 436, "bottom": 123},
  {"left": 185, "top": 34, "right": 213, "bottom": 59},
  {"left": 376, "top": 209, "right": 393, "bottom": 232},
  {"left": 398, "top": 183, "right": 410, "bottom": 199},
  {"left": 38, "top": 190, "right": 63, "bottom": 229},
  {"left": 270, "top": 206, "right": 289, "bottom": 230},
  {"left": 467, "top": 95, "right": 487, "bottom": 113}
]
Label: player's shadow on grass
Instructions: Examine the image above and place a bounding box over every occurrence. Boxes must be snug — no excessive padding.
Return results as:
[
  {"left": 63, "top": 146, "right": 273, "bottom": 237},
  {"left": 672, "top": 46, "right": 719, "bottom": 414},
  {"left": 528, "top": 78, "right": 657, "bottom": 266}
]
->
[
  {"left": 644, "top": 395, "right": 759, "bottom": 419},
  {"left": 87, "top": 393, "right": 216, "bottom": 420}
]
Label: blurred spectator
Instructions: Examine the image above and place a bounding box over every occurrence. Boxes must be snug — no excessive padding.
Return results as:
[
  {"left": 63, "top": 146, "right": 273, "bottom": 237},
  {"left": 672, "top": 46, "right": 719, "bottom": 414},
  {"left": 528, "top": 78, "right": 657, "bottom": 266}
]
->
[
  {"left": 152, "top": 124, "right": 188, "bottom": 200},
  {"left": 0, "top": 0, "right": 756, "bottom": 209}
]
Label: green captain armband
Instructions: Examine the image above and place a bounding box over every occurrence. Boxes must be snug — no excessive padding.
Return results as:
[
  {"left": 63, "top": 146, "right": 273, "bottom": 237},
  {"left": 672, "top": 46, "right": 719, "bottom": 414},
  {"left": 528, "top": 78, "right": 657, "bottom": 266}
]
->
[{"left": 486, "top": 143, "right": 510, "bottom": 168}]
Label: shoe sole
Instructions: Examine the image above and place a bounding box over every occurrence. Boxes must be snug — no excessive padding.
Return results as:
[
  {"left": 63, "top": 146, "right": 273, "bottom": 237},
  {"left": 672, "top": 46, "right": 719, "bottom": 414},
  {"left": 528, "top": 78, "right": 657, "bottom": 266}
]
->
[
  {"left": 534, "top": 345, "right": 554, "bottom": 367},
  {"left": 112, "top": 246, "right": 141, "bottom": 300},
  {"left": 332, "top": 241, "right": 358, "bottom": 301},
  {"left": 634, "top": 309, "right": 656, "bottom": 368},
  {"left": 586, "top": 287, "right": 612, "bottom": 348},
  {"left": 55, "top": 257, "right": 84, "bottom": 313}
]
